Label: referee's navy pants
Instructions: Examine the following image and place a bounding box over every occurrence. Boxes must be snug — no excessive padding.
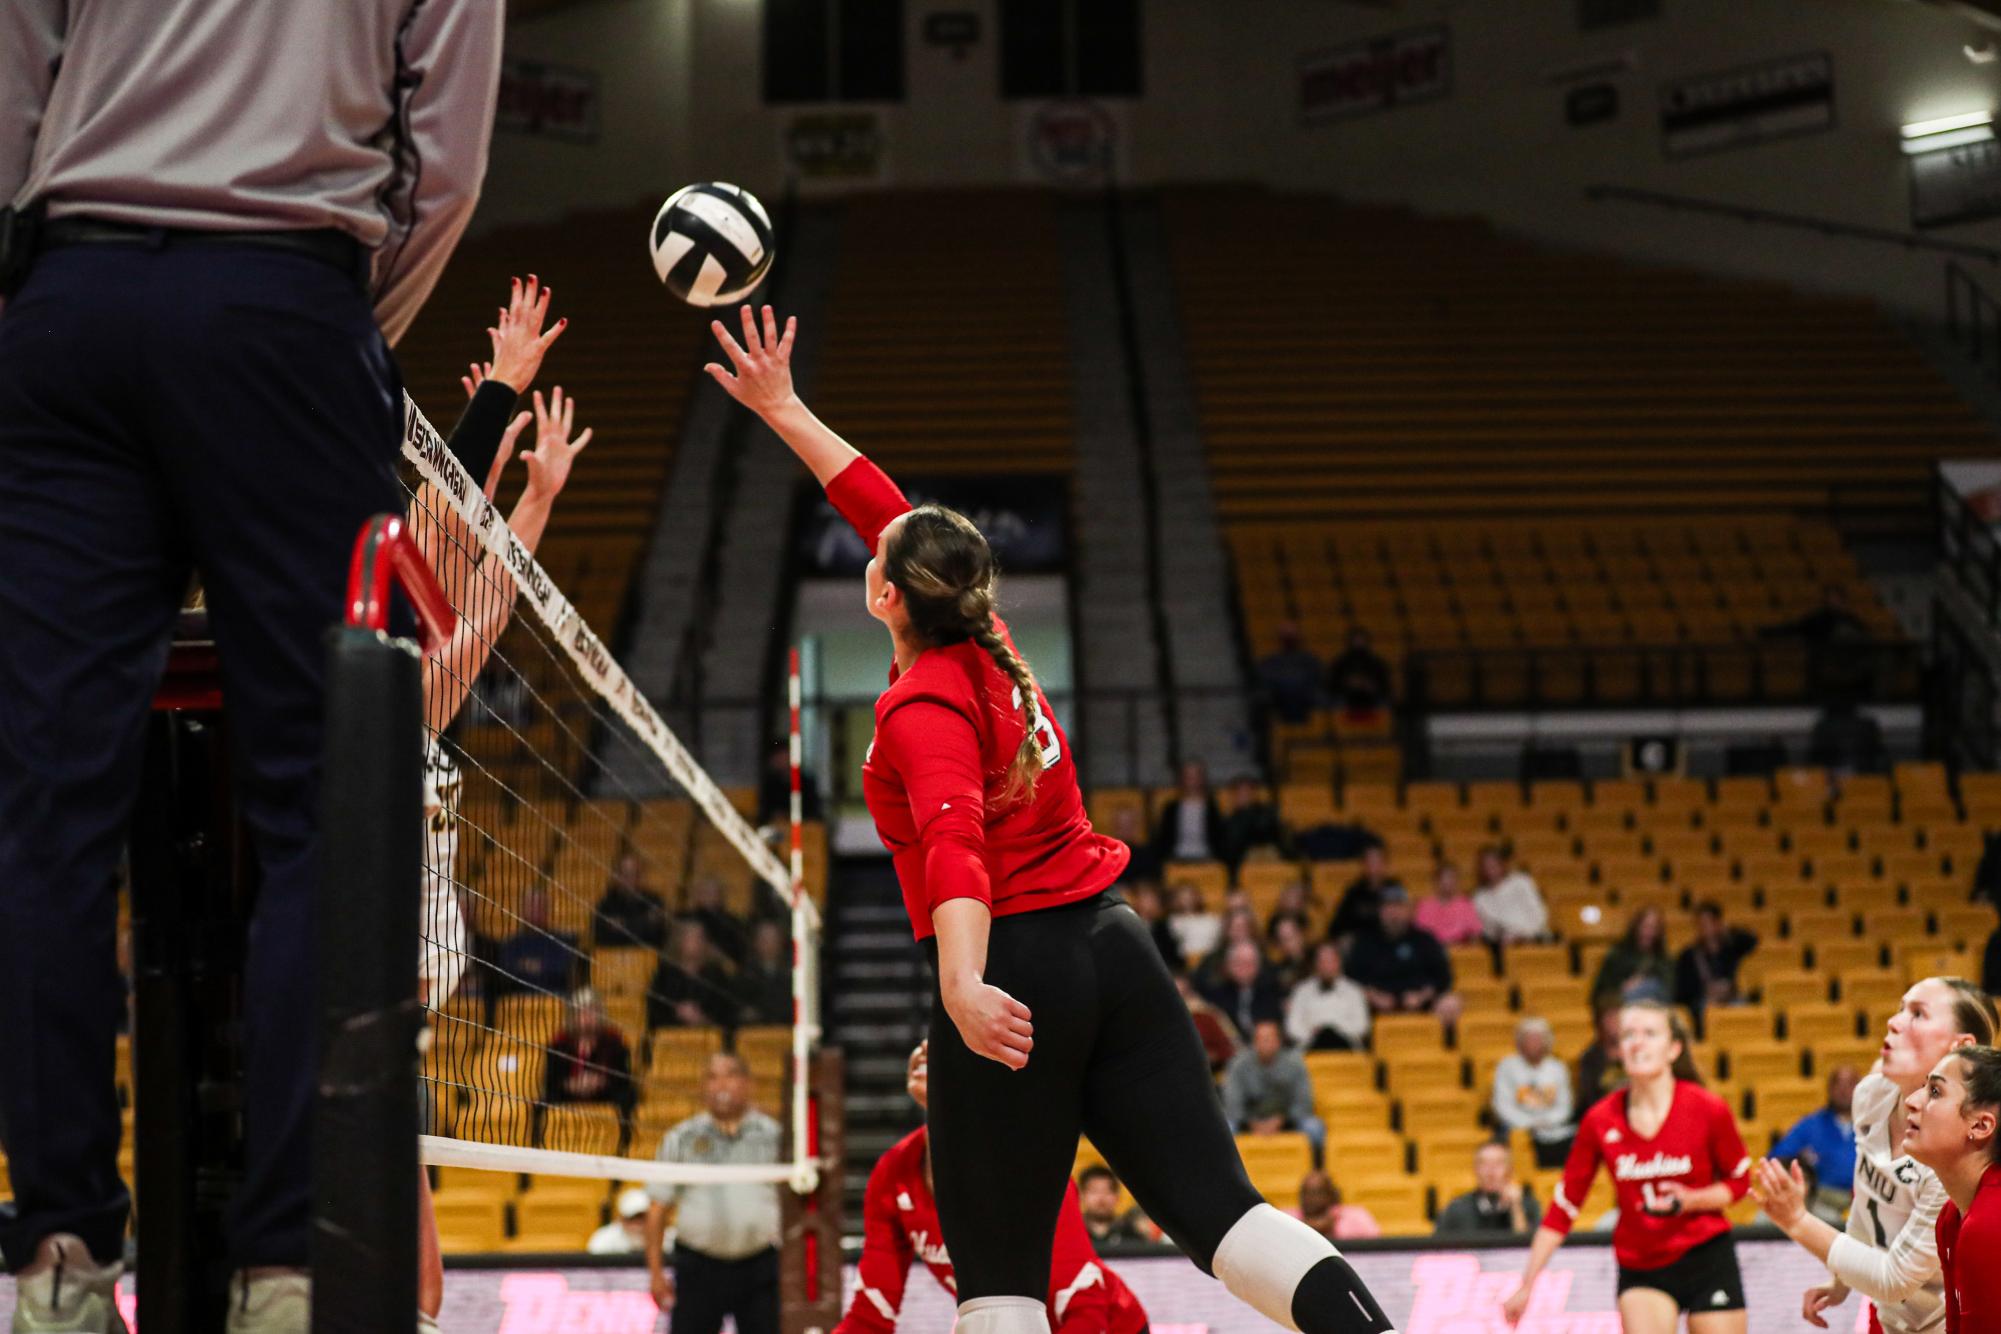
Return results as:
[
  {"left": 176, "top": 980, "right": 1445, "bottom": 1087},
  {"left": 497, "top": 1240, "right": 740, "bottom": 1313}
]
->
[{"left": 0, "top": 239, "right": 405, "bottom": 1270}]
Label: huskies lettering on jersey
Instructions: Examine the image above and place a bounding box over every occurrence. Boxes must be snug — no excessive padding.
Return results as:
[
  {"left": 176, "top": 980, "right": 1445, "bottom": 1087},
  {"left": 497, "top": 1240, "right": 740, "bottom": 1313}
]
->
[
  {"left": 1613, "top": 1152, "right": 1694, "bottom": 1182},
  {"left": 906, "top": 1228, "right": 951, "bottom": 1268}
]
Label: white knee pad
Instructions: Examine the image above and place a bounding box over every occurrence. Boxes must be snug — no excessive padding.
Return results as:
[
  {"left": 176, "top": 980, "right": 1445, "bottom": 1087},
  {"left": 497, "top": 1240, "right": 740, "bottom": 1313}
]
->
[
  {"left": 955, "top": 1295, "right": 1051, "bottom": 1334},
  {"left": 1211, "top": 1203, "right": 1336, "bottom": 1332}
]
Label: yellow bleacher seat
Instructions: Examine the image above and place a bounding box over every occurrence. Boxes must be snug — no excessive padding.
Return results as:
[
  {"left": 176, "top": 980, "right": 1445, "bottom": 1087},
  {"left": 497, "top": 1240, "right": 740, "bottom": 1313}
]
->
[
  {"left": 1760, "top": 970, "right": 1831, "bottom": 1010},
  {"left": 1859, "top": 907, "right": 1929, "bottom": 942},
  {"left": 1842, "top": 971, "right": 1908, "bottom": 1018},
  {"left": 649, "top": 1027, "right": 724, "bottom": 1071},
  {"left": 539, "top": 1104, "right": 623, "bottom": 1156},
  {"left": 1785, "top": 1003, "right": 1860, "bottom": 1047},
  {"left": 1325, "top": 1128, "right": 1405, "bottom": 1178},
  {"left": 1897, "top": 943, "right": 1979, "bottom": 985},
  {"left": 1516, "top": 976, "right": 1589, "bottom": 1016},
  {"left": 1750, "top": 1079, "right": 1825, "bottom": 1128},
  {"left": 432, "top": 1192, "right": 507, "bottom": 1250},
  {"left": 1456, "top": 975, "right": 1511, "bottom": 1013},
  {"left": 1408, "top": 1127, "right": 1498, "bottom": 1176},
  {"left": 1503, "top": 943, "right": 1574, "bottom": 983},
  {"left": 1787, "top": 908, "right": 1856, "bottom": 942},
  {"left": 504, "top": 1230, "right": 591, "bottom": 1253},
  {"left": 1342, "top": 1175, "right": 1430, "bottom": 1233},
  {"left": 1238, "top": 1133, "right": 1316, "bottom": 1207},
  {"left": 1702, "top": 1006, "right": 1774, "bottom": 1048},
  {"left": 1455, "top": 1011, "right": 1520, "bottom": 1053},
  {"left": 515, "top": 1192, "right": 604, "bottom": 1243},
  {"left": 1811, "top": 1039, "right": 1884, "bottom": 1076},
  {"left": 1811, "top": 940, "right": 1881, "bottom": 975},
  {"left": 1937, "top": 904, "right": 1999, "bottom": 949},
  {"left": 1399, "top": 1087, "right": 1481, "bottom": 1131},
  {"left": 1727, "top": 1043, "right": 1803, "bottom": 1083},
  {"left": 1373, "top": 1013, "right": 1447, "bottom": 1051},
  {"left": 433, "top": 1166, "right": 519, "bottom": 1197},
  {"left": 1163, "top": 861, "right": 1230, "bottom": 904},
  {"left": 1381, "top": 1051, "right": 1465, "bottom": 1095}
]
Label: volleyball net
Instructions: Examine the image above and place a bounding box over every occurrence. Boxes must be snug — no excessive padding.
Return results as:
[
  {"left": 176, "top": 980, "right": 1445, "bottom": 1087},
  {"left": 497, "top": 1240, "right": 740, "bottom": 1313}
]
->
[{"left": 391, "top": 392, "right": 825, "bottom": 1203}]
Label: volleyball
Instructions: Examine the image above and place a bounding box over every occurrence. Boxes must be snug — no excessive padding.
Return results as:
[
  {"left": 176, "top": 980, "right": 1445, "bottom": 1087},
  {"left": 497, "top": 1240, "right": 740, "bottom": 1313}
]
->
[{"left": 648, "top": 182, "right": 775, "bottom": 308}]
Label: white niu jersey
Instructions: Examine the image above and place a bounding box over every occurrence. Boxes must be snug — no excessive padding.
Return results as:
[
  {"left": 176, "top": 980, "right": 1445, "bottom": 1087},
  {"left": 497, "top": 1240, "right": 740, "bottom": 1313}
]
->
[
  {"left": 418, "top": 737, "right": 468, "bottom": 1006},
  {"left": 1846, "top": 1073, "right": 1948, "bottom": 1332}
]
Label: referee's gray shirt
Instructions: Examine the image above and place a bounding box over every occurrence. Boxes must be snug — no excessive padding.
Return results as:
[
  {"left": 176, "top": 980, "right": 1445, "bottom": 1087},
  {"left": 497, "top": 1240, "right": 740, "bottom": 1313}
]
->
[
  {"left": 648, "top": 1110, "right": 784, "bottom": 1261},
  {"left": 1, "top": 0, "right": 503, "bottom": 345}
]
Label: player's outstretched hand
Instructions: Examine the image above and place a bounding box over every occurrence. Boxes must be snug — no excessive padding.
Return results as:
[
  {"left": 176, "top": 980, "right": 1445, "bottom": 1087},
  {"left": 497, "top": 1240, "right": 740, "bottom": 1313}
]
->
[
  {"left": 1500, "top": 1283, "right": 1531, "bottom": 1325},
  {"left": 1750, "top": 1157, "right": 1807, "bottom": 1229},
  {"left": 1800, "top": 1280, "right": 1848, "bottom": 1329},
  {"left": 706, "top": 304, "right": 798, "bottom": 416},
  {"left": 521, "top": 387, "right": 592, "bottom": 505},
  {"left": 943, "top": 979, "right": 1034, "bottom": 1070},
  {"left": 485, "top": 275, "right": 567, "bottom": 395}
]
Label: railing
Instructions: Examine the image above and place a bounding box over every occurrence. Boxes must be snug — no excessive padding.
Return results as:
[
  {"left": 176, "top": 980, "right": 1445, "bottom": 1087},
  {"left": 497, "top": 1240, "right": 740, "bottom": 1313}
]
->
[
  {"left": 1936, "top": 461, "right": 2001, "bottom": 625},
  {"left": 1947, "top": 259, "right": 2001, "bottom": 387},
  {"left": 1585, "top": 184, "right": 2001, "bottom": 264},
  {"left": 1402, "top": 637, "right": 1924, "bottom": 715}
]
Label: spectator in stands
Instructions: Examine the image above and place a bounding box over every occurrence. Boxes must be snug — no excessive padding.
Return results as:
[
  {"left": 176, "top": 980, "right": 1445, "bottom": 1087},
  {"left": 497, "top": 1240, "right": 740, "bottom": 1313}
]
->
[
  {"left": 1166, "top": 880, "right": 1222, "bottom": 963},
  {"left": 1346, "top": 885, "right": 1462, "bottom": 1025},
  {"left": 757, "top": 740, "right": 823, "bottom": 825},
  {"left": 1807, "top": 700, "right": 1887, "bottom": 777},
  {"left": 1435, "top": 1142, "right": 1542, "bottom": 1235},
  {"left": 1588, "top": 905, "right": 1672, "bottom": 1004},
  {"left": 1108, "top": 806, "right": 1162, "bottom": 885},
  {"left": 588, "top": 1189, "right": 662, "bottom": 1256},
  {"left": 1075, "top": 1166, "right": 1154, "bottom": 1244},
  {"left": 1256, "top": 622, "right": 1324, "bottom": 725},
  {"left": 1195, "top": 905, "right": 1261, "bottom": 989},
  {"left": 1152, "top": 759, "right": 1227, "bottom": 866},
  {"left": 1673, "top": 900, "right": 1759, "bottom": 1019},
  {"left": 1223, "top": 1019, "right": 1326, "bottom": 1166},
  {"left": 1769, "top": 1064, "right": 1860, "bottom": 1225},
  {"left": 595, "top": 850, "right": 670, "bottom": 949},
  {"left": 680, "top": 874, "right": 748, "bottom": 965},
  {"left": 1264, "top": 879, "right": 1316, "bottom": 943},
  {"left": 1206, "top": 938, "right": 1286, "bottom": 1042},
  {"left": 539, "top": 988, "right": 637, "bottom": 1152},
  {"left": 1327, "top": 627, "right": 1393, "bottom": 715},
  {"left": 646, "top": 920, "right": 737, "bottom": 1030},
  {"left": 494, "top": 887, "right": 582, "bottom": 1003},
  {"left": 1293, "top": 1171, "right": 1380, "bottom": 1241},
  {"left": 1175, "top": 972, "right": 1241, "bottom": 1072},
  {"left": 1329, "top": 842, "right": 1401, "bottom": 944},
  {"left": 1416, "top": 862, "right": 1484, "bottom": 947},
  {"left": 1572, "top": 1000, "right": 1627, "bottom": 1111},
  {"left": 1489, "top": 1017, "right": 1575, "bottom": 1168},
  {"left": 1124, "top": 880, "right": 1182, "bottom": 970},
  {"left": 1270, "top": 917, "right": 1313, "bottom": 992},
  {"left": 735, "top": 918, "right": 792, "bottom": 1026},
  {"left": 1222, "top": 774, "right": 1291, "bottom": 873},
  {"left": 1471, "top": 845, "right": 1550, "bottom": 944},
  {"left": 1285, "top": 941, "right": 1371, "bottom": 1052}
]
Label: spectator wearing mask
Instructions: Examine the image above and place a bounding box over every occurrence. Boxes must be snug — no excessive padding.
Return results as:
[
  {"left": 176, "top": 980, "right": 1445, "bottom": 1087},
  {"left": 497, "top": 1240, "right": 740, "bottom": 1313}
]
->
[
  {"left": 1673, "top": 900, "right": 1759, "bottom": 1020},
  {"left": 1222, "top": 1020, "right": 1325, "bottom": 1165},
  {"left": 1416, "top": 862, "right": 1484, "bottom": 948},
  {"left": 595, "top": 850, "right": 670, "bottom": 949},
  {"left": 1285, "top": 942, "right": 1371, "bottom": 1053},
  {"left": 1471, "top": 846, "right": 1549, "bottom": 944},
  {"left": 1151, "top": 759, "right": 1226, "bottom": 867},
  {"left": 1435, "top": 1142, "right": 1542, "bottom": 1235},
  {"left": 1125, "top": 880, "right": 1182, "bottom": 970},
  {"left": 1346, "top": 885, "right": 1461, "bottom": 1025},
  {"left": 1572, "top": 1002, "right": 1627, "bottom": 1111},
  {"left": 1269, "top": 918, "right": 1313, "bottom": 993},
  {"left": 680, "top": 875, "right": 748, "bottom": 966},
  {"left": 1292, "top": 1171, "right": 1379, "bottom": 1241},
  {"left": 1075, "top": 1166, "right": 1155, "bottom": 1245},
  {"left": 735, "top": 918, "right": 792, "bottom": 1026},
  {"left": 1769, "top": 1064, "right": 1860, "bottom": 1224},
  {"left": 1165, "top": 881, "right": 1222, "bottom": 963},
  {"left": 1221, "top": 775, "right": 1291, "bottom": 874},
  {"left": 1175, "top": 973, "right": 1241, "bottom": 1073},
  {"left": 1256, "top": 622, "right": 1324, "bottom": 725},
  {"left": 1489, "top": 1017, "right": 1575, "bottom": 1168},
  {"left": 1205, "top": 938, "right": 1285, "bottom": 1043},
  {"left": 1107, "top": 806, "right": 1162, "bottom": 885},
  {"left": 646, "top": 920, "right": 737, "bottom": 1030},
  {"left": 1326, "top": 627, "right": 1393, "bottom": 715},
  {"left": 1588, "top": 905, "right": 1673, "bottom": 1004},
  {"left": 1329, "top": 843, "right": 1400, "bottom": 944}
]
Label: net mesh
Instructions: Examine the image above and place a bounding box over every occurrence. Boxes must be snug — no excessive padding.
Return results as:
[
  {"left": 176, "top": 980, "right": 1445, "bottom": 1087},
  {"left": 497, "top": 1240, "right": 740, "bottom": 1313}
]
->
[{"left": 397, "top": 395, "right": 822, "bottom": 1199}]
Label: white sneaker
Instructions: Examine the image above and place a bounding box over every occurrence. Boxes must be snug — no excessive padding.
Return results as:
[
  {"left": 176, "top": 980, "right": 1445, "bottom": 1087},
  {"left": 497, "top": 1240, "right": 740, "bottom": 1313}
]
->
[
  {"left": 9, "top": 1233, "right": 127, "bottom": 1334},
  {"left": 224, "top": 1269, "right": 310, "bottom": 1334},
  {"left": 416, "top": 1313, "right": 441, "bottom": 1333}
]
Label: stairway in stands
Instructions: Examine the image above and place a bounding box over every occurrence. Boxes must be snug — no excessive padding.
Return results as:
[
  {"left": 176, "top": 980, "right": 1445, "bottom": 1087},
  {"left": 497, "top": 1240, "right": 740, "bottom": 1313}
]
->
[{"left": 824, "top": 859, "right": 929, "bottom": 1223}]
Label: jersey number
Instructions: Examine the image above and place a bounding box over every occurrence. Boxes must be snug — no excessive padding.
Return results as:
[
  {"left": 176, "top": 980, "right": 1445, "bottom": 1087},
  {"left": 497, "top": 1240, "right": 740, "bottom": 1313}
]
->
[
  {"left": 1867, "top": 1197, "right": 1887, "bottom": 1248},
  {"left": 1011, "top": 686, "right": 1062, "bottom": 771},
  {"left": 1639, "top": 1182, "right": 1681, "bottom": 1215}
]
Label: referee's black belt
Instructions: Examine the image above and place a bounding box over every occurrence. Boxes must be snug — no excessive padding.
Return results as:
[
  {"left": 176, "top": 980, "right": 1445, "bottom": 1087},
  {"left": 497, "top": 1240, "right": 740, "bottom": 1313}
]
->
[{"left": 43, "top": 216, "right": 367, "bottom": 285}]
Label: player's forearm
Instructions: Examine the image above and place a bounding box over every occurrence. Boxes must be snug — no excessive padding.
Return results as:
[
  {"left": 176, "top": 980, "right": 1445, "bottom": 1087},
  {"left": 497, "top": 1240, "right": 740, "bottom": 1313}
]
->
[
  {"left": 508, "top": 492, "right": 555, "bottom": 557},
  {"left": 1518, "top": 1226, "right": 1564, "bottom": 1284},
  {"left": 931, "top": 898, "right": 993, "bottom": 999},
  {"left": 761, "top": 395, "right": 862, "bottom": 487},
  {"left": 1677, "top": 1183, "right": 1737, "bottom": 1213},
  {"left": 1780, "top": 1209, "right": 1838, "bottom": 1262}
]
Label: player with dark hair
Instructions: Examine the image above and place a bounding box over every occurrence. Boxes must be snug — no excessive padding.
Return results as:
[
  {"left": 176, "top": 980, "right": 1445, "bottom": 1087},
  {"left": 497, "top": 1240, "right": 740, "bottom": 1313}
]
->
[
  {"left": 706, "top": 305, "right": 1396, "bottom": 1334},
  {"left": 1904, "top": 1045, "right": 2001, "bottom": 1332},
  {"left": 1503, "top": 1000, "right": 1750, "bottom": 1334}
]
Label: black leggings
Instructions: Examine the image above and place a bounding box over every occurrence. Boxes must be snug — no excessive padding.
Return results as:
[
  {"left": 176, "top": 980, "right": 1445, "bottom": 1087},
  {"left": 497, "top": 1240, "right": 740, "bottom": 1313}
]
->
[{"left": 925, "top": 892, "right": 1264, "bottom": 1304}]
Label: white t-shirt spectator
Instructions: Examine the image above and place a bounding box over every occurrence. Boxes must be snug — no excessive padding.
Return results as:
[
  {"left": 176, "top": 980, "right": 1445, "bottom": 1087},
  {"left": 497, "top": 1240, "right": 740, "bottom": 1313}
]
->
[
  {"left": 1170, "top": 909, "right": 1223, "bottom": 961},
  {"left": 1285, "top": 973, "right": 1371, "bottom": 1050},
  {"left": 1491, "top": 1052, "right": 1574, "bottom": 1145},
  {"left": 1473, "top": 871, "right": 1549, "bottom": 943}
]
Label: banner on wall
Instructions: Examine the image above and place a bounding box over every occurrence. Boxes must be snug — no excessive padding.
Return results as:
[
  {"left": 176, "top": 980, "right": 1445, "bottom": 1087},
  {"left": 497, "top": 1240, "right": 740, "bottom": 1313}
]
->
[
  {"left": 496, "top": 60, "right": 599, "bottom": 143},
  {"left": 782, "top": 111, "right": 888, "bottom": 185},
  {"left": 797, "top": 475, "right": 1069, "bottom": 575},
  {"left": 1910, "top": 138, "right": 2001, "bottom": 229},
  {"left": 1017, "top": 100, "right": 1126, "bottom": 185},
  {"left": 1659, "top": 51, "right": 1834, "bottom": 159},
  {"left": 1298, "top": 24, "right": 1452, "bottom": 125}
]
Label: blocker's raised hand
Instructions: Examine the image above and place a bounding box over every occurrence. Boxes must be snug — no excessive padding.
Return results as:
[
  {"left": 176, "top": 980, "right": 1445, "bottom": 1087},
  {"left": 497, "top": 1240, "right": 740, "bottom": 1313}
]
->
[
  {"left": 706, "top": 303, "right": 799, "bottom": 416},
  {"left": 521, "top": 386, "right": 592, "bottom": 505}
]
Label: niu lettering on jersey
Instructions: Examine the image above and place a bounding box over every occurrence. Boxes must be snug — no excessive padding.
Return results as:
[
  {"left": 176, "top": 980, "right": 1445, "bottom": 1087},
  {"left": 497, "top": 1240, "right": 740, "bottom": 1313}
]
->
[
  {"left": 1547, "top": 1081, "right": 1751, "bottom": 1271},
  {"left": 828, "top": 457, "right": 1128, "bottom": 941},
  {"left": 836, "top": 1127, "right": 1147, "bottom": 1334}
]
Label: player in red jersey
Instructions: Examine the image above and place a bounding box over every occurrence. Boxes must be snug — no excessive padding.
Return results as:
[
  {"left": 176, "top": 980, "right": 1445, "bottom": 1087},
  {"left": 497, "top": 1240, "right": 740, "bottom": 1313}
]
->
[
  {"left": 707, "top": 306, "right": 1396, "bottom": 1334},
  {"left": 1903, "top": 1045, "right": 2001, "bottom": 1332},
  {"left": 838, "top": 1042, "right": 1149, "bottom": 1334},
  {"left": 1502, "top": 1000, "right": 1750, "bottom": 1333}
]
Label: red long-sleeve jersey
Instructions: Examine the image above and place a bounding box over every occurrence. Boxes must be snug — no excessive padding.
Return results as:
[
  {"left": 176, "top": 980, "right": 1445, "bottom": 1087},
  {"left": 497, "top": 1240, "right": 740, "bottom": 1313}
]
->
[
  {"left": 1938, "top": 1164, "right": 2001, "bottom": 1333},
  {"left": 1546, "top": 1081, "right": 1751, "bottom": 1271},
  {"left": 828, "top": 457, "right": 1128, "bottom": 940},
  {"left": 836, "top": 1127, "right": 1147, "bottom": 1334}
]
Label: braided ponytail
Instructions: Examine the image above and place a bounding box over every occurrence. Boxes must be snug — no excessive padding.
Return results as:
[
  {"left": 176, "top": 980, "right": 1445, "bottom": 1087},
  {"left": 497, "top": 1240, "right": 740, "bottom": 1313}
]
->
[{"left": 971, "top": 613, "right": 1044, "bottom": 804}]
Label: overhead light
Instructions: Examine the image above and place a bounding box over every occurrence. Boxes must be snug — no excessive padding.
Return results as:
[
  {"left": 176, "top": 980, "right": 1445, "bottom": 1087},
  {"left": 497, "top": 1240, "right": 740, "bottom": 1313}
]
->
[{"left": 1902, "top": 111, "right": 1995, "bottom": 154}]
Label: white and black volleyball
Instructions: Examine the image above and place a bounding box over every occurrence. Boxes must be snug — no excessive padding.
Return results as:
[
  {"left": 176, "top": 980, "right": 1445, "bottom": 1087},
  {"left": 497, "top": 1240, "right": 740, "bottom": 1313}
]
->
[{"left": 648, "top": 183, "right": 775, "bottom": 308}]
